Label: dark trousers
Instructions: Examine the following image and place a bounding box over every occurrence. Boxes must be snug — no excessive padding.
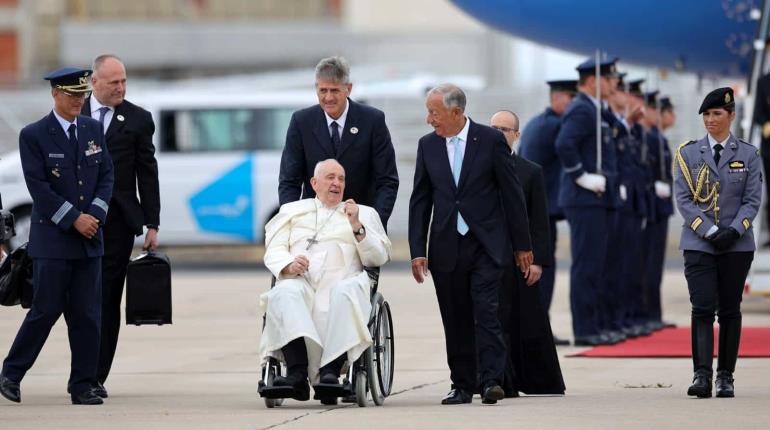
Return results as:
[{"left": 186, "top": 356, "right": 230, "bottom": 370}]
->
[
  {"left": 2, "top": 257, "right": 101, "bottom": 395},
  {"left": 643, "top": 219, "right": 669, "bottom": 322},
  {"left": 684, "top": 251, "right": 753, "bottom": 373},
  {"left": 432, "top": 232, "right": 506, "bottom": 392},
  {"left": 564, "top": 206, "right": 609, "bottom": 337},
  {"left": 619, "top": 212, "right": 644, "bottom": 326},
  {"left": 539, "top": 217, "right": 559, "bottom": 312},
  {"left": 599, "top": 209, "right": 623, "bottom": 331},
  {"left": 97, "top": 209, "right": 136, "bottom": 384}
]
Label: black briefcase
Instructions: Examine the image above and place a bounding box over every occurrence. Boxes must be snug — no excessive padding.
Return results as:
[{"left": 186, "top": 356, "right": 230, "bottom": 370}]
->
[
  {"left": 125, "top": 250, "right": 172, "bottom": 325},
  {"left": 0, "top": 243, "right": 34, "bottom": 309}
]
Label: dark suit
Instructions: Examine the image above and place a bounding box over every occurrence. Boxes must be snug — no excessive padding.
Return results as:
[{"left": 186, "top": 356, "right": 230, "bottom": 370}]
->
[
  {"left": 409, "top": 119, "right": 531, "bottom": 391},
  {"left": 753, "top": 73, "right": 770, "bottom": 229},
  {"left": 519, "top": 107, "right": 563, "bottom": 311},
  {"left": 2, "top": 112, "right": 113, "bottom": 395},
  {"left": 499, "top": 153, "right": 564, "bottom": 395},
  {"left": 278, "top": 98, "right": 398, "bottom": 226},
  {"left": 82, "top": 97, "right": 159, "bottom": 384}
]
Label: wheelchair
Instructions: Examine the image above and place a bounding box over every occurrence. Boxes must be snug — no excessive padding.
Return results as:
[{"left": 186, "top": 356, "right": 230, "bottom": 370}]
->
[{"left": 258, "top": 267, "right": 394, "bottom": 407}]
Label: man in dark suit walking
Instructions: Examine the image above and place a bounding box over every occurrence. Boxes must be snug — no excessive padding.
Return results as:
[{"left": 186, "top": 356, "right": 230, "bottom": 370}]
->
[
  {"left": 0, "top": 68, "right": 113, "bottom": 405},
  {"left": 409, "top": 84, "right": 532, "bottom": 405},
  {"left": 82, "top": 55, "right": 160, "bottom": 397},
  {"left": 490, "top": 110, "right": 564, "bottom": 397},
  {"left": 279, "top": 56, "right": 398, "bottom": 226}
]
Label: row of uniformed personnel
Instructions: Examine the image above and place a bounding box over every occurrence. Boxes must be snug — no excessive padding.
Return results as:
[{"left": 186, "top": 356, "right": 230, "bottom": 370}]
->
[{"left": 519, "top": 57, "right": 677, "bottom": 347}]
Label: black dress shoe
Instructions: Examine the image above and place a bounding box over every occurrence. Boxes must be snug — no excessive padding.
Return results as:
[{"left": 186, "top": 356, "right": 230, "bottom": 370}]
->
[
  {"left": 441, "top": 388, "right": 472, "bottom": 405},
  {"left": 553, "top": 335, "right": 570, "bottom": 346},
  {"left": 715, "top": 371, "right": 735, "bottom": 398},
  {"left": 273, "top": 373, "right": 310, "bottom": 401},
  {"left": 687, "top": 370, "right": 712, "bottom": 398},
  {"left": 0, "top": 375, "right": 21, "bottom": 403},
  {"left": 92, "top": 382, "right": 108, "bottom": 399},
  {"left": 71, "top": 389, "right": 104, "bottom": 405},
  {"left": 574, "top": 335, "right": 602, "bottom": 346},
  {"left": 482, "top": 384, "right": 505, "bottom": 405}
]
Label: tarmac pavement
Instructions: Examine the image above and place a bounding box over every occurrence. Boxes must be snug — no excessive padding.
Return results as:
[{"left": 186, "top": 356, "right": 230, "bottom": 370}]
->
[{"left": 1, "top": 266, "right": 769, "bottom": 430}]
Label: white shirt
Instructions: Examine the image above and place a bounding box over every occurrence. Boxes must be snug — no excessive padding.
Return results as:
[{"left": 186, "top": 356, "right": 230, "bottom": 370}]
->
[
  {"left": 89, "top": 95, "right": 114, "bottom": 134},
  {"left": 324, "top": 99, "right": 349, "bottom": 140},
  {"left": 583, "top": 91, "right": 601, "bottom": 109},
  {"left": 52, "top": 109, "right": 77, "bottom": 139},
  {"left": 707, "top": 133, "right": 731, "bottom": 157},
  {"left": 446, "top": 116, "right": 470, "bottom": 172}
]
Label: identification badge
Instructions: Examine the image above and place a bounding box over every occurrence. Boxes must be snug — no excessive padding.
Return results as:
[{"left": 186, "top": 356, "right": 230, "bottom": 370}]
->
[{"left": 48, "top": 153, "right": 64, "bottom": 158}]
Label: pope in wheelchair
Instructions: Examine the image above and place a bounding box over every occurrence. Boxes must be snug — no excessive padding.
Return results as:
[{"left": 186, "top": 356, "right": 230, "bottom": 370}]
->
[{"left": 258, "top": 159, "right": 391, "bottom": 405}]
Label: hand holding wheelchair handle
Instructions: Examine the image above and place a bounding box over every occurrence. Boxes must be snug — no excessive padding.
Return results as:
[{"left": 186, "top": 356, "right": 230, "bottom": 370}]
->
[
  {"left": 411, "top": 257, "right": 429, "bottom": 284},
  {"left": 281, "top": 255, "right": 310, "bottom": 277}
]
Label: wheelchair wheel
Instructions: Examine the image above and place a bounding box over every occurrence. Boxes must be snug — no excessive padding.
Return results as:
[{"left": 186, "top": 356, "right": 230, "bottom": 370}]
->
[
  {"left": 355, "top": 360, "right": 369, "bottom": 407},
  {"left": 368, "top": 294, "right": 394, "bottom": 406},
  {"left": 261, "top": 359, "right": 285, "bottom": 408}
]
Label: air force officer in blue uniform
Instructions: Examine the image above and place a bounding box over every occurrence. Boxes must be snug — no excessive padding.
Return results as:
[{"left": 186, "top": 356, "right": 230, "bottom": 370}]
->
[
  {"left": 0, "top": 68, "right": 114, "bottom": 405},
  {"left": 554, "top": 58, "right": 620, "bottom": 346}
]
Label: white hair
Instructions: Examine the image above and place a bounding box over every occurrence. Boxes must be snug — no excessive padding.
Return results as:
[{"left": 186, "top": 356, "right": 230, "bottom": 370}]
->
[
  {"left": 427, "top": 83, "right": 466, "bottom": 111},
  {"left": 315, "top": 56, "right": 350, "bottom": 84},
  {"left": 313, "top": 159, "right": 344, "bottom": 178}
]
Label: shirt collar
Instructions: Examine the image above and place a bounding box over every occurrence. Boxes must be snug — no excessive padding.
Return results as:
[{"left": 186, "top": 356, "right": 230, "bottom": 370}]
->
[
  {"left": 707, "top": 133, "right": 730, "bottom": 149},
  {"left": 314, "top": 197, "right": 341, "bottom": 211},
  {"left": 446, "top": 116, "right": 470, "bottom": 144},
  {"left": 89, "top": 94, "right": 112, "bottom": 115},
  {"left": 581, "top": 91, "right": 601, "bottom": 109},
  {"left": 324, "top": 99, "right": 349, "bottom": 130},
  {"left": 52, "top": 109, "right": 77, "bottom": 134}
]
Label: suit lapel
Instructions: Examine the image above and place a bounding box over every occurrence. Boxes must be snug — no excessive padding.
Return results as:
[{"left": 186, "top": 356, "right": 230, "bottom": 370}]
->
[
  {"left": 698, "top": 136, "right": 718, "bottom": 174},
  {"left": 432, "top": 133, "right": 457, "bottom": 192},
  {"left": 457, "top": 119, "right": 480, "bottom": 191},
  {"left": 105, "top": 103, "right": 126, "bottom": 141},
  {"left": 46, "top": 112, "right": 72, "bottom": 156},
  {"left": 77, "top": 117, "right": 90, "bottom": 164},
  {"left": 311, "top": 106, "right": 336, "bottom": 158},
  {"left": 336, "top": 98, "right": 359, "bottom": 159}
]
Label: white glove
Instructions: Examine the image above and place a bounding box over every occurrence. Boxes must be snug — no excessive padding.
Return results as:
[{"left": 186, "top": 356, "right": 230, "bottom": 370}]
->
[
  {"left": 654, "top": 181, "right": 671, "bottom": 199},
  {"left": 619, "top": 184, "right": 627, "bottom": 201},
  {"left": 575, "top": 173, "right": 607, "bottom": 193}
]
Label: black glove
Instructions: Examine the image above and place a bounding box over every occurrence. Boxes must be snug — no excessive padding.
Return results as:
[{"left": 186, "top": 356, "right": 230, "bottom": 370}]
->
[{"left": 709, "top": 227, "right": 740, "bottom": 251}]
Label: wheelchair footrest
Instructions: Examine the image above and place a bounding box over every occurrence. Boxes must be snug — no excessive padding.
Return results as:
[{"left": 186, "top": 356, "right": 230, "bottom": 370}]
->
[
  {"left": 259, "top": 385, "right": 295, "bottom": 399},
  {"left": 312, "top": 383, "right": 349, "bottom": 399}
]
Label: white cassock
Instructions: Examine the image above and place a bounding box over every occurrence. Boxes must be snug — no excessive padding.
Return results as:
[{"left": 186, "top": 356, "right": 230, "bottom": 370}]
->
[{"left": 259, "top": 198, "right": 391, "bottom": 381}]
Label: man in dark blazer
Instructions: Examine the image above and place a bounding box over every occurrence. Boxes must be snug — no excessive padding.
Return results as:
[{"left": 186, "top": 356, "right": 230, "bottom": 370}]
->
[
  {"left": 82, "top": 55, "right": 160, "bottom": 397},
  {"left": 0, "top": 68, "right": 113, "bottom": 405},
  {"left": 409, "top": 84, "right": 532, "bottom": 405},
  {"left": 490, "top": 110, "right": 564, "bottom": 397},
  {"left": 279, "top": 56, "right": 398, "bottom": 227}
]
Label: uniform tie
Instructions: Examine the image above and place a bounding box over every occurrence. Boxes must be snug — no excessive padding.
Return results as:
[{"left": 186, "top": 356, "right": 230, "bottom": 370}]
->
[
  {"left": 98, "top": 106, "right": 110, "bottom": 133},
  {"left": 67, "top": 123, "right": 78, "bottom": 160},
  {"left": 330, "top": 121, "right": 342, "bottom": 156},
  {"left": 451, "top": 136, "right": 469, "bottom": 235},
  {"left": 713, "top": 143, "right": 723, "bottom": 165}
]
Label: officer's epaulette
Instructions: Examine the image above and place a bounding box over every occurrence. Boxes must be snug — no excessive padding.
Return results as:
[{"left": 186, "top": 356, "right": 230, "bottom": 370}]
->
[{"left": 678, "top": 140, "right": 696, "bottom": 150}]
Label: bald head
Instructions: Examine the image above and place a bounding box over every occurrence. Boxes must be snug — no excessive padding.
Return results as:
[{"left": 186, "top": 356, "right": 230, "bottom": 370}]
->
[
  {"left": 490, "top": 110, "right": 520, "bottom": 149},
  {"left": 311, "top": 159, "right": 346, "bottom": 207},
  {"left": 91, "top": 55, "right": 127, "bottom": 107}
]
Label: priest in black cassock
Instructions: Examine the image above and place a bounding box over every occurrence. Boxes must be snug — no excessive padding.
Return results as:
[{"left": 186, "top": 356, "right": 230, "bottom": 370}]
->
[{"left": 490, "top": 110, "right": 565, "bottom": 396}]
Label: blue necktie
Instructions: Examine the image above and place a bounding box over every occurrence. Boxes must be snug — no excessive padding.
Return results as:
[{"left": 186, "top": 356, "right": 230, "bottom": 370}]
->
[
  {"left": 67, "top": 123, "right": 78, "bottom": 159},
  {"left": 451, "top": 136, "right": 469, "bottom": 235},
  {"left": 331, "top": 121, "right": 342, "bottom": 156},
  {"left": 98, "top": 106, "right": 110, "bottom": 133}
]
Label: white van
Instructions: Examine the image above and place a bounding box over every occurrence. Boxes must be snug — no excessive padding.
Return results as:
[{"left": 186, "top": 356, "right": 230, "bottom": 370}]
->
[{"left": 0, "top": 89, "right": 315, "bottom": 249}]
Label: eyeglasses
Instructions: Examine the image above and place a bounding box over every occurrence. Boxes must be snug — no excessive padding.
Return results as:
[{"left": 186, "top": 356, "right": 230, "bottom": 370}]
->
[{"left": 492, "top": 125, "right": 518, "bottom": 133}]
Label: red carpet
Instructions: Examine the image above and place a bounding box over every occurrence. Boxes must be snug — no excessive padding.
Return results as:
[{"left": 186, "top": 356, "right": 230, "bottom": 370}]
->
[{"left": 570, "top": 327, "right": 770, "bottom": 358}]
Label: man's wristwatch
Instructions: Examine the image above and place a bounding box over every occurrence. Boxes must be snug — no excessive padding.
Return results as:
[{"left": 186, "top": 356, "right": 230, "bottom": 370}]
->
[{"left": 354, "top": 226, "right": 366, "bottom": 237}]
